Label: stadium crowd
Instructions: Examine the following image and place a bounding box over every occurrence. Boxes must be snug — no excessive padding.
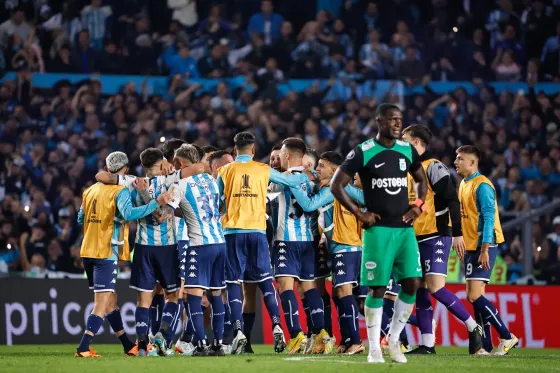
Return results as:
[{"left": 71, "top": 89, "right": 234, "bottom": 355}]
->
[{"left": 0, "top": 0, "right": 559, "bottom": 284}]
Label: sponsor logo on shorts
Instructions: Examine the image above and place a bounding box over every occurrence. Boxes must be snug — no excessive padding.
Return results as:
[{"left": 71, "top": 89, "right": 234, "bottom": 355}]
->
[
  {"left": 365, "top": 261, "right": 376, "bottom": 270},
  {"left": 190, "top": 258, "right": 197, "bottom": 263},
  {"left": 336, "top": 261, "right": 344, "bottom": 267},
  {"left": 112, "top": 270, "right": 117, "bottom": 274},
  {"left": 278, "top": 248, "right": 287, "bottom": 254},
  {"left": 335, "top": 254, "right": 343, "bottom": 258},
  {"left": 435, "top": 257, "right": 444, "bottom": 263},
  {"left": 189, "top": 265, "right": 196, "bottom": 270},
  {"left": 181, "top": 258, "right": 186, "bottom": 263},
  {"left": 337, "top": 270, "right": 346, "bottom": 275},
  {"left": 319, "top": 257, "right": 326, "bottom": 262},
  {"left": 435, "top": 240, "right": 444, "bottom": 246},
  {"left": 113, "top": 261, "right": 118, "bottom": 265},
  {"left": 188, "top": 272, "right": 197, "bottom": 278},
  {"left": 278, "top": 263, "right": 287, "bottom": 268},
  {"left": 110, "top": 279, "right": 116, "bottom": 284},
  {"left": 435, "top": 249, "right": 444, "bottom": 254},
  {"left": 189, "top": 250, "right": 197, "bottom": 255},
  {"left": 367, "top": 271, "right": 374, "bottom": 280},
  {"left": 180, "top": 265, "right": 185, "bottom": 270},
  {"left": 319, "top": 264, "right": 327, "bottom": 269},
  {"left": 279, "top": 255, "right": 287, "bottom": 261}
]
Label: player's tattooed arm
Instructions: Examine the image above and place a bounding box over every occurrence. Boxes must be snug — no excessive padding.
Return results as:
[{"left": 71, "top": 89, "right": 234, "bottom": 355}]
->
[
  {"left": 134, "top": 178, "right": 169, "bottom": 223},
  {"left": 95, "top": 172, "right": 119, "bottom": 185}
]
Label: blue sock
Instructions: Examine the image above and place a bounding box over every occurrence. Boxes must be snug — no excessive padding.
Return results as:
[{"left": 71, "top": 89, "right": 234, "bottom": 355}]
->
[
  {"left": 135, "top": 307, "right": 150, "bottom": 348},
  {"left": 223, "top": 302, "right": 233, "bottom": 341},
  {"left": 227, "top": 283, "right": 243, "bottom": 332},
  {"left": 332, "top": 296, "right": 345, "bottom": 342},
  {"left": 167, "top": 299, "right": 183, "bottom": 346},
  {"left": 473, "top": 296, "right": 511, "bottom": 340},
  {"left": 383, "top": 297, "right": 395, "bottom": 318},
  {"left": 181, "top": 303, "right": 193, "bottom": 343},
  {"left": 258, "top": 279, "right": 281, "bottom": 326},
  {"left": 106, "top": 309, "right": 134, "bottom": 352},
  {"left": 243, "top": 312, "right": 256, "bottom": 340},
  {"left": 302, "top": 297, "right": 312, "bottom": 337},
  {"left": 340, "top": 295, "right": 361, "bottom": 345},
  {"left": 381, "top": 310, "right": 391, "bottom": 337},
  {"left": 280, "top": 290, "right": 302, "bottom": 337},
  {"left": 322, "top": 294, "right": 333, "bottom": 336},
  {"left": 408, "top": 314, "right": 418, "bottom": 327},
  {"left": 150, "top": 294, "right": 164, "bottom": 335},
  {"left": 475, "top": 308, "right": 493, "bottom": 352},
  {"left": 304, "top": 289, "right": 325, "bottom": 334},
  {"left": 77, "top": 314, "right": 103, "bottom": 352},
  {"left": 159, "top": 301, "right": 178, "bottom": 336},
  {"left": 209, "top": 294, "right": 225, "bottom": 343},
  {"left": 186, "top": 295, "right": 205, "bottom": 343}
]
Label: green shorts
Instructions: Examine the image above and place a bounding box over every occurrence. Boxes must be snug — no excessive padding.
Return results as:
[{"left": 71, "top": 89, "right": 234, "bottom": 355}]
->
[{"left": 360, "top": 226, "right": 422, "bottom": 287}]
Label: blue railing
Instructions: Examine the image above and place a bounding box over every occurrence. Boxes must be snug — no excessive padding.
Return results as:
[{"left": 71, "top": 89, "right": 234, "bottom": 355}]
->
[{"left": 2, "top": 72, "right": 560, "bottom": 97}]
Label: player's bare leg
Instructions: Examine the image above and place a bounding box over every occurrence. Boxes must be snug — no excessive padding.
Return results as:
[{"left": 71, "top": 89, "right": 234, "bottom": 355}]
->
[
  {"left": 242, "top": 283, "right": 257, "bottom": 353},
  {"left": 336, "top": 284, "right": 365, "bottom": 355},
  {"left": 75, "top": 291, "right": 111, "bottom": 357},
  {"left": 467, "top": 280, "right": 518, "bottom": 355}
]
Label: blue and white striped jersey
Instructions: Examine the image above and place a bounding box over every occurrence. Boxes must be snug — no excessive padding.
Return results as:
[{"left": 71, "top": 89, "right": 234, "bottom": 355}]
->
[
  {"left": 119, "top": 173, "right": 181, "bottom": 246},
  {"left": 270, "top": 167, "right": 316, "bottom": 242},
  {"left": 175, "top": 217, "right": 189, "bottom": 242},
  {"left": 169, "top": 173, "right": 225, "bottom": 247}
]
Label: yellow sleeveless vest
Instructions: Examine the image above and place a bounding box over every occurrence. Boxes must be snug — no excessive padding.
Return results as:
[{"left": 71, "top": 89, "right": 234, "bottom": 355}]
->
[
  {"left": 458, "top": 174, "right": 504, "bottom": 251},
  {"left": 80, "top": 183, "right": 130, "bottom": 260},
  {"left": 332, "top": 199, "right": 362, "bottom": 246}
]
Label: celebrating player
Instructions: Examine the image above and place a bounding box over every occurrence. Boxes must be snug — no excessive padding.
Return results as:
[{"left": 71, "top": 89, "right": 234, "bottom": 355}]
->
[
  {"left": 270, "top": 137, "right": 328, "bottom": 354},
  {"left": 168, "top": 144, "right": 227, "bottom": 356},
  {"left": 217, "top": 132, "right": 312, "bottom": 354},
  {"left": 402, "top": 125, "right": 484, "bottom": 355},
  {"left": 454, "top": 145, "right": 518, "bottom": 355},
  {"left": 75, "top": 151, "right": 172, "bottom": 357},
  {"left": 331, "top": 103, "right": 427, "bottom": 364}
]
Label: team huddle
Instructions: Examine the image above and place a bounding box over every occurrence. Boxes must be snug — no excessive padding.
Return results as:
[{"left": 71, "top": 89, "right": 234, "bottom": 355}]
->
[{"left": 75, "top": 103, "right": 519, "bottom": 363}]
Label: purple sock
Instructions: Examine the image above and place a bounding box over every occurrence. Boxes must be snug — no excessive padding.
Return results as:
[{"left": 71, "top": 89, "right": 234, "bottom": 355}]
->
[
  {"left": 258, "top": 279, "right": 281, "bottom": 326},
  {"left": 280, "top": 290, "right": 302, "bottom": 337},
  {"left": 304, "top": 289, "right": 325, "bottom": 334},
  {"left": 407, "top": 314, "right": 418, "bottom": 326},
  {"left": 416, "top": 288, "right": 433, "bottom": 334},
  {"left": 432, "top": 287, "right": 471, "bottom": 322},
  {"left": 473, "top": 296, "right": 512, "bottom": 340}
]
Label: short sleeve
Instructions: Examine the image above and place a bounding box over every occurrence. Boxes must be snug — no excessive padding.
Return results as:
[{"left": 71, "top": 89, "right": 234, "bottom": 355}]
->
[
  {"left": 167, "top": 181, "right": 185, "bottom": 210},
  {"left": 119, "top": 175, "right": 137, "bottom": 188},
  {"left": 157, "top": 171, "right": 181, "bottom": 187},
  {"left": 408, "top": 146, "right": 422, "bottom": 173},
  {"left": 340, "top": 146, "right": 364, "bottom": 177}
]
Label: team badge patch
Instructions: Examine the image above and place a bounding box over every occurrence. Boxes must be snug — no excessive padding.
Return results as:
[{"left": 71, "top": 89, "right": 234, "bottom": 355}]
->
[{"left": 399, "top": 158, "right": 406, "bottom": 171}]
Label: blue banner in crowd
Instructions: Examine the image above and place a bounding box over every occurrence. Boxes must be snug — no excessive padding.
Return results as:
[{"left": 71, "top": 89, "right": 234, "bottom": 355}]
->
[{"left": 2, "top": 72, "right": 560, "bottom": 98}]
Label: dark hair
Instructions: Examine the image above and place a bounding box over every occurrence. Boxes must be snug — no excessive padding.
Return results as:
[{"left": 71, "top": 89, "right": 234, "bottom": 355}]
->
[
  {"left": 456, "top": 145, "right": 482, "bottom": 160},
  {"left": 320, "top": 151, "right": 344, "bottom": 166},
  {"left": 162, "top": 138, "right": 186, "bottom": 161},
  {"left": 402, "top": 124, "right": 433, "bottom": 146},
  {"left": 271, "top": 144, "right": 282, "bottom": 152},
  {"left": 208, "top": 150, "right": 231, "bottom": 168},
  {"left": 234, "top": 132, "right": 256, "bottom": 149},
  {"left": 306, "top": 147, "right": 319, "bottom": 168},
  {"left": 375, "top": 103, "right": 400, "bottom": 118},
  {"left": 282, "top": 137, "right": 307, "bottom": 156},
  {"left": 140, "top": 148, "right": 165, "bottom": 169},
  {"left": 202, "top": 145, "right": 220, "bottom": 154},
  {"left": 191, "top": 144, "right": 205, "bottom": 161}
]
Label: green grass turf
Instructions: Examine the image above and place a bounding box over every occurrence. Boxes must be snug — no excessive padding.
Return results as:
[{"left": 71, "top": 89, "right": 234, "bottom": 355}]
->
[{"left": 1, "top": 345, "right": 560, "bottom": 373}]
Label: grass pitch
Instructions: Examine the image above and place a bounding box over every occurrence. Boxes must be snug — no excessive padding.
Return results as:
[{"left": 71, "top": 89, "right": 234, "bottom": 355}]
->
[{"left": 1, "top": 345, "right": 559, "bottom": 373}]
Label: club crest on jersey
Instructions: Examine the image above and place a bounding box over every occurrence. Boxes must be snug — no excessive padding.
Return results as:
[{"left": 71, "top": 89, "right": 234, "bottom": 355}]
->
[{"left": 399, "top": 158, "right": 406, "bottom": 171}]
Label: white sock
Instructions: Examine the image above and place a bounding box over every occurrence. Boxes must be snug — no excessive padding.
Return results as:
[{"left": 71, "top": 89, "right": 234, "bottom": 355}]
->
[
  {"left": 387, "top": 297, "right": 414, "bottom": 344},
  {"left": 421, "top": 334, "right": 435, "bottom": 348},
  {"left": 465, "top": 317, "right": 477, "bottom": 332},
  {"left": 365, "top": 306, "right": 383, "bottom": 351}
]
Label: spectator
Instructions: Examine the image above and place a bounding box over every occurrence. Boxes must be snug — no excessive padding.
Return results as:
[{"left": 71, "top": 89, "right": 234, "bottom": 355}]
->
[
  {"left": 493, "top": 50, "right": 521, "bottom": 81},
  {"left": 168, "top": 45, "right": 199, "bottom": 78},
  {"left": 97, "top": 40, "right": 125, "bottom": 74},
  {"left": 167, "top": 0, "right": 198, "bottom": 34},
  {"left": 41, "top": 2, "right": 82, "bottom": 45},
  {"left": 247, "top": 0, "right": 284, "bottom": 46},
  {"left": 493, "top": 24, "right": 525, "bottom": 65},
  {"left": 80, "top": 0, "right": 112, "bottom": 50},
  {"left": 541, "top": 21, "right": 560, "bottom": 61},
  {"left": 210, "top": 82, "right": 233, "bottom": 110},
  {"left": 198, "top": 4, "right": 232, "bottom": 45},
  {"left": 359, "top": 29, "right": 391, "bottom": 79},
  {"left": 198, "top": 44, "right": 230, "bottom": 78},
  {"left": 71, "top": 29, "right": 97, "bottom": 73},
  {"left": 485, "top": 0, "right": 519, "bottom": 50},
  {"left": 397, "top": 46, "right": 425, "bottom": 86},
  {"left": 291, "top": 22, "right": 329, "bottom": 78},
  {"left": 520, "top": 0, "right": 555, "bottom": 60},
  {"left": 48, "top": 44, "right": 72, "bottom": 73},
  {"left": 541, "top": 38, "right": 560, "bottom": 82},
  {"left": 0, "top": 8, "right": 34, "bottom": 47}
]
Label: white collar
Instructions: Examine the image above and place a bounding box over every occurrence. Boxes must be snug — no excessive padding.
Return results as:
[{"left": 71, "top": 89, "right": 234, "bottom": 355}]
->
[{"left": 288, "top": 166, "right": 305, "bottom": 172}]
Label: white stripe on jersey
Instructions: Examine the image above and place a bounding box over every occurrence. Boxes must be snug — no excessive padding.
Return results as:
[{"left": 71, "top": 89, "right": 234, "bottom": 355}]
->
[
  {"left": 270, "top": 168, "right": 315, "bottom": 242},
  {"left": 175, "top": 217, "right": 189, "bottom": 241},
  {"left": 119, "top": 173, "right": 180, "bottom": 246}
]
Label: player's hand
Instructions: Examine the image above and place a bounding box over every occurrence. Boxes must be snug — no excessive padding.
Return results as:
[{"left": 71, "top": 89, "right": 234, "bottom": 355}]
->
[
  {"left": 479, "top": 246, "right": 490, "bottom": 271},
  {"left": 402, "top": 205, "right": 422, "bottom": 225},
  {"left": 356, "top": 210, "right": 381, "bottom": 228},
  {"left": 156, "top": 191, "right": 174, "bottom": 206},
  {"left": 319, "top": 178, "right": 330, "bottom": 189},
  {"left": 452, "top": 236, "right": 466, "bottom": 263},
  {"left": 160, "top": 160, "right": 174, "bottom": 175},
  {"left": 133, "top": 178, "right": 149, "bottom": 192}
]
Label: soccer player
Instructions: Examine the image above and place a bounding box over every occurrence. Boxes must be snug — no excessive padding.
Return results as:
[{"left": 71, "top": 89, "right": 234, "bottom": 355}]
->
[
  {"left": 270, "top": 137, "right": 328, "bottom": 354},
  {"left": 454, "top": 145, "right": 518, "bottom": 355},
  {"left": 402, "top": 125, "right": 483, "bottom": 355},
  {"left": 330, "top": 103, "right": 428, "bottom": 364},
  {"left": 303, "top": 148, "right": 319, "bottom": 172},
  {"left": 289, "top": 151, "right": 365, "bottom": 355},
  {"left": 240, "top": 145, "right": 282, "bottom": 353},
  {"left": 168, "top": 144, "right": 228, "bottom": 356},
  {"left": 76, "top": 151, "right": 173, "bottom": 357},
  {"left": 201, "top": 145, "right": 220, "bottom": 173},
  {"left": 217, "top": 132, "right": 311, "bottom": 354},
  {"left": 209, "top": 150, "right": 234, "bottom": 179}
]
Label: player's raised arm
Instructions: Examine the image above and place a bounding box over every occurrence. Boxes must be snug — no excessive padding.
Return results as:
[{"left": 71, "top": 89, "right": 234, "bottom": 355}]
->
[
  {"left": 115, "top": 187, "right": 172, "bottom": 221},
  {"left": 95, "top": 171, "right": 120, "bottom": 185},
  {"left": 269, "top": 167, "right": 311, "bottom": 187},
  {"left": 290, "top": 185, "right": 334, "bottom": 212}
]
